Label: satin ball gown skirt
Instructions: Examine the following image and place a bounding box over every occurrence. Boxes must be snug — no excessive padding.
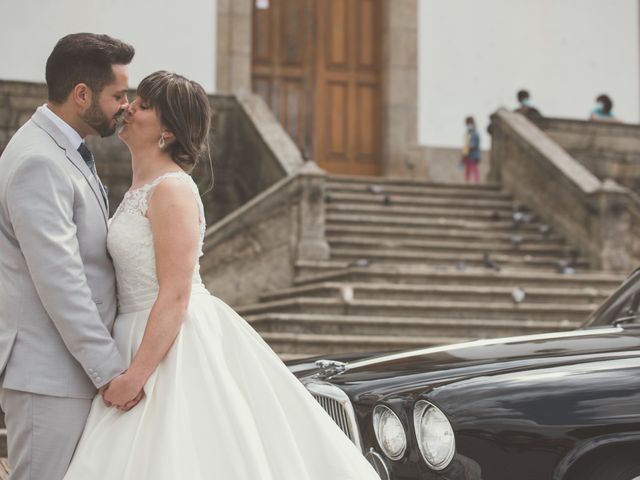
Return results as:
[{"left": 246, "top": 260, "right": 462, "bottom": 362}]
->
[{"left": 64, "top": 286, "right": 381, "bottom": 480}]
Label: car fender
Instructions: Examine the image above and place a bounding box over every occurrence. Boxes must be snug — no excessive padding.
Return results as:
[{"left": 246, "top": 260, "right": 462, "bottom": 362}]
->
[{"left": 553, "top": 432, "right": 640, "bottom": 480}]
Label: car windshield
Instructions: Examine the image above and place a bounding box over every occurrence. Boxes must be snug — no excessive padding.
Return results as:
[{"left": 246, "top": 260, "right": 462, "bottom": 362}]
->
[{"left": 583, "top": 269, "right": 640, "bottom": 327}]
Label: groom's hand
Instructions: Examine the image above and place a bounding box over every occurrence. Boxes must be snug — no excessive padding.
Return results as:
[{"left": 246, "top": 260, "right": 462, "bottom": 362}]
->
[{"left": 102, "top": 372, "right": 144, "bottom": 410}]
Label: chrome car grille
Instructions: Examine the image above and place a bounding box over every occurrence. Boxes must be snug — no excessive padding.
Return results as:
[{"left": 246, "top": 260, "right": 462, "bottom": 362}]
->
[
  {"left": 312, "top": 393, "right": 355, "bottom": 439},
  {"left": 303, "top": 380, "right": 363, "bottom": 451}
]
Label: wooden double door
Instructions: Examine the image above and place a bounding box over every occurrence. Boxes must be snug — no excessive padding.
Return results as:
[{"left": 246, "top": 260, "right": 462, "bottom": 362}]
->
[{"left": 252, "top": 0, "right": 382, "bottom": 176}]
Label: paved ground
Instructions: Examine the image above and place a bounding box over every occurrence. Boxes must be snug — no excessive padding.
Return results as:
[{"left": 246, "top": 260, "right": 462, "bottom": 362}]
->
[{"left": 0, "top": 459, "right": 8, "bottom": 479}]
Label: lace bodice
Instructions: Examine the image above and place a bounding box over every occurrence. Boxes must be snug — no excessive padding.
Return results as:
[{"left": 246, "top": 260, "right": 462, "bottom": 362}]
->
[{"left": 107, "top": 171, "right": 206, "bottom": 311}]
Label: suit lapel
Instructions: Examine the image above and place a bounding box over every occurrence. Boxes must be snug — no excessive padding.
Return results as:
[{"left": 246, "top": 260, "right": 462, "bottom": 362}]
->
[{"left": 31, "top": 108, "right": 109, "bottom": 226}]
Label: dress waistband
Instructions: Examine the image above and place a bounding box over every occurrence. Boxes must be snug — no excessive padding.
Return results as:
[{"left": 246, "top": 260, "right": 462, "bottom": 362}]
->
[{"left": 117, "top": 283, "right": 210, "bottom": 314}]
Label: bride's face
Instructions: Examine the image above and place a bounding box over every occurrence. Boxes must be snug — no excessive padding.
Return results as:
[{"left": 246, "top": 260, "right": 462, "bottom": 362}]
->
[{"left": 117, "top": 96, "right": 164, "bottom": 147}]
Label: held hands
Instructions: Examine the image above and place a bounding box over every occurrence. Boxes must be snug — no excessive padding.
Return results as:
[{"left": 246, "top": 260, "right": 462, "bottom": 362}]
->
[{"left": 101, "top": 371, "right": 145, "bottom": 411}]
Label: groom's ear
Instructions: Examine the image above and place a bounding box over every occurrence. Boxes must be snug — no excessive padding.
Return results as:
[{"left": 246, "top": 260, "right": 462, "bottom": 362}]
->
[{"left": 71, "top": 83, "right": 92, "bottom": 109}]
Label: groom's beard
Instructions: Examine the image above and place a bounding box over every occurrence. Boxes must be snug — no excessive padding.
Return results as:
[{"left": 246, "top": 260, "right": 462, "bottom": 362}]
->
[{"left": 83, "top": 99, "right": 121, "bottom": 138}]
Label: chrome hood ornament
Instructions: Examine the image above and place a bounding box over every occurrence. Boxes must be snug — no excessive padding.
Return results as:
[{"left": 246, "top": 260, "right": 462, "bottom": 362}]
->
[{"left": 314, "top": 359, "right": 347, "bottom": 377}]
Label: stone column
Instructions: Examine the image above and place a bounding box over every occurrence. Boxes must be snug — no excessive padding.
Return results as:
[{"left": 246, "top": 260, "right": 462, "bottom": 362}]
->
[
  {"left": 382, "top": 0, "right": 419, "bottom": 178},
  {"left": 296, "top": 162, "right": 330, "bottom": 262},
  {"left": 487, "top": 112, "right": 505, "bottom": 184},
  {"left": 216, "top": 0, "right": 252, "bottom": 93},
  {"left": 589, "top": 179, "right": 632, "bottom": 271}
]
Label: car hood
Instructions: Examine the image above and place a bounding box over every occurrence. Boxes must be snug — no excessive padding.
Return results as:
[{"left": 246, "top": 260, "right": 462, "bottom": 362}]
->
[{"left": 309, "top": 327, "right": 640, "bottom": 398}]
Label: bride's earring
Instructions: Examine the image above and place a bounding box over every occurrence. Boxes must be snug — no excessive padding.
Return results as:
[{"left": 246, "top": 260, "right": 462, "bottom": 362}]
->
[{"left": 158, "top": 133, "right": 166, "bottom": 149}]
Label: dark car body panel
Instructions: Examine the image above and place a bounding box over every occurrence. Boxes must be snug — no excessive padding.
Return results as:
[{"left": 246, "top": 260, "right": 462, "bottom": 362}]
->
[{"left": 294, "top": 324, "right": 640, "bottom": 479}]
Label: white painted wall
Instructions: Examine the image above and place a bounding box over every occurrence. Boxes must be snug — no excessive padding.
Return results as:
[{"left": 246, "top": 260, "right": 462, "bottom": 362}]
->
[
  {"left": 418, "top": 0, "right": 640, "bottom": 148},
  {"left": 0, "top": 0, "right": 217, "bottom": 93}
]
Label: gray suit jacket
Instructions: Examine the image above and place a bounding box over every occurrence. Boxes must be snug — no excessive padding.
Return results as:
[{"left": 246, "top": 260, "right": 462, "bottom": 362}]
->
[{"left": 0, "top": 107, "right": 126, "bottom": 399}]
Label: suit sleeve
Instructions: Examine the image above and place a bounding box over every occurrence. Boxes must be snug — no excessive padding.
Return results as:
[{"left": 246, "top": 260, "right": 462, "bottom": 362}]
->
[{"left": 5, "top": 155, "right": 126, "bottom": 388}]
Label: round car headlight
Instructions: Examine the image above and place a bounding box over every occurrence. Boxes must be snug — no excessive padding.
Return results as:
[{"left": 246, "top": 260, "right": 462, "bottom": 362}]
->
[
  {"left": 372, "top": 405, "right": 406, "bottom": 460},
  {"left": 413, "top": 400, "right": 455, "bottom": 470}
]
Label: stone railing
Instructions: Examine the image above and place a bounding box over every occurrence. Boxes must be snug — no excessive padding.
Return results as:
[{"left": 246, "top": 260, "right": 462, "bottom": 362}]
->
[
  {"left": 200, "top": 163, "right": 329, "bottom": 305},
  {"left": 534, "top": 117, "right": 640, "bottom": 192},
  {"left": 0, "top": 81, "right": 304, "bottom": 226},
  {"left": 489, "top": 108, "right": 636, "bottom": 272}
]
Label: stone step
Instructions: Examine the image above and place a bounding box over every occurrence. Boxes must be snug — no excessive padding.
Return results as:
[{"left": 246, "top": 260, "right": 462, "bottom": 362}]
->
[
  {"left": 249, "top": 313, "right": 577, "bottom": 339},
  {"left": 260, "top": 331, "right": 465, "bottom": 355},
  {"left": 326, "top": 223, "right": 565, "bottom": 245},
  {"left": 325, "top": 191, "right": 518, "bottom": 211},
  {"left": 278, "top": 352, "right": 320, "bottom": 361},
  {"left": 259, "top": 282, "right": 609, "bottom": 305},
  {"left": 237, "top": 297, "right": 595, "bottom": 322},
  {"left": 326, "top": 179, "right": 508, "bottom": 200},
  {"left": 329, "top": 248, "right": 588, "bottom": 271},
  {"left": 327, "top": 175, "right": 502, "bottom": 190},
  {"left": 327, "top": 236, "right": 575, "bottom": 257},
  {"left": 326, "top": 203, "right": 538, "bottom": 223},
  {"left": 293, "top": 264, "right": 624, "bottom": 291},
  {"left": 327, "top": 212, "right": 548, "bottom": 233}
]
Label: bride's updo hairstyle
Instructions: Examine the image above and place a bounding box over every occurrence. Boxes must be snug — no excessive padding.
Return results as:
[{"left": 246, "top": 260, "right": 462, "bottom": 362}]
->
[{"left": 137, "top": 70, "right": 211, "bottom": 172}]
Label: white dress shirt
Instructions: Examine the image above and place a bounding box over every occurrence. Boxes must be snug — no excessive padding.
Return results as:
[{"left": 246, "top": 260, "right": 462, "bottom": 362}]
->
[{"left": 41, "top": 104, "right": 84, "bottom": 150}]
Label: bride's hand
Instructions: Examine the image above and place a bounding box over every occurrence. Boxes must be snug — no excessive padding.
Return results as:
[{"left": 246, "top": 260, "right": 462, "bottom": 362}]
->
[
  {"left": 102, "top": 372, "right": 144, "bottom": 410},
  {"left": 120, "top": 389, "right": 145, "bottom": 412}
]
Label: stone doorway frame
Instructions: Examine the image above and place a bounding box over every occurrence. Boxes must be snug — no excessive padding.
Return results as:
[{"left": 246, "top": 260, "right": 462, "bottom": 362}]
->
[{"left": 216, "top": 0, "right": 419, "bottom": 178}]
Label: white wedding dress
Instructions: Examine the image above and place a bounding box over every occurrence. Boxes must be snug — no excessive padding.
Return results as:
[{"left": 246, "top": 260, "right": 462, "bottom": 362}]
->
[{"left": 63, "top": 172, "right": 380, "bottom": 480}]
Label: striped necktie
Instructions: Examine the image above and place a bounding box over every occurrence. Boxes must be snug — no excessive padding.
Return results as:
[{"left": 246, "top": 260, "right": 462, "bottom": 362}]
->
[{"left": 77, "top": 142, "right": 108, "bottom": 207}]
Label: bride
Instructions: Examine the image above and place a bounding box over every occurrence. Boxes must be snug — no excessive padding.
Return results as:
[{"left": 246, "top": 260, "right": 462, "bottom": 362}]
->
[{"left": 63, "top": 71, "right": 380, "bottom": 479}]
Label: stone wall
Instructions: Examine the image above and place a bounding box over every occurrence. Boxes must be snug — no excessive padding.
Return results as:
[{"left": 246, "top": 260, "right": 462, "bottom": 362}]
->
[
  {"left": 201, "top": 164, "right": 329, "bottom": 305},
  {"left": 0, "top": 81, "right": 46, "bottom": 152},
  {"left": 0, "top": 80, "right": 304, "bottom": 227},
  {"left": 405, "top": 145, "right": 490, "bottom": 183},
  {"left": 535, "top": 117, "right": 640, "bottom": 192},
  {"left": 489, "top": 109, "right": 635, "bottom": 272}
]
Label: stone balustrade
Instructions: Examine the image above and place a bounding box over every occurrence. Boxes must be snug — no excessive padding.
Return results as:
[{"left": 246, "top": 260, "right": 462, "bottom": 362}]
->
[
  {"left": 489, "top": 108, "right": 637, "bottom": 272},
  {"left": 200, "top": 163, "right": 330, "bottom": 305},
  {"left": 0, "top": 80, "right": 304, "bottom": 227},
  {"left": 535, "top": 116, "right": 640, "bottom": 192}
]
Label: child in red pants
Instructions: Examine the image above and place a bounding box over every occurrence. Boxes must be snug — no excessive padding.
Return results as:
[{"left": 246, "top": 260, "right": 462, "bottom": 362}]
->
[{"left": 461, "top": 116, "right": 481, "bottom": 183}]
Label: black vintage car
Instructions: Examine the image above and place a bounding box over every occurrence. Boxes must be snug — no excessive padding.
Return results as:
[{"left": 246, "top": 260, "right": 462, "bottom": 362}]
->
[{"left": 288, "top": 271, "right": 640, "bottom": 480}]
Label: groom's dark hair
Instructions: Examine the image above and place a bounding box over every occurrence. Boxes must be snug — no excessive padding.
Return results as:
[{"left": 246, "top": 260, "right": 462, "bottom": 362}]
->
[{"left": 46, "top": 33, "right": 135, "bottom": 103}]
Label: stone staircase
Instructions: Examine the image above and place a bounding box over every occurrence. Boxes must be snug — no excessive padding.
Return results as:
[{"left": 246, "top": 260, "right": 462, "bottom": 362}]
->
[
  {"left": 237, "top": 176, "right": 624, "bottom": 359},
  {"left": 0, "top": 182, "right": 626, "bottom": 467}
]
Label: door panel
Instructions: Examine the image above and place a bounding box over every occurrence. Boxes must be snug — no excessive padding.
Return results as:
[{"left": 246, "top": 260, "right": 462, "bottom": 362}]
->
[
  {"left": 357, "top": 83, "right": 378, "bottom": 157},
  {"left": 327, "top": 81, "right": 348, "bottom": 159},
  {"left": 281, "top": 78, "right": 305, "bottom": 144},
  {"left": 253, "top": 4, "right": 273, "bottom": 64},
  {"left": 315, "top": 0, "right": 382, "bottom": 175},
  {"left": 251, "top": 0, "right": 382, "bottom": 175},
  {"left": 252, "top": 0, "right": 313, "bottom": 158},
  {"left": 281, "top": 2, "right": 305, "bottom": 65},
  {"left": 357, "top": 0, "right": 377, "bottom": 69},
  {"left": 327, "top": 0, "right": 348, "bottom": 67}
]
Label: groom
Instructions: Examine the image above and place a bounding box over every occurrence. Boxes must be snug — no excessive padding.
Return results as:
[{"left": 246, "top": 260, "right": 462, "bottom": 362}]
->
[{"left": 0, "top": 33, "right": 137, "bottom": 480}]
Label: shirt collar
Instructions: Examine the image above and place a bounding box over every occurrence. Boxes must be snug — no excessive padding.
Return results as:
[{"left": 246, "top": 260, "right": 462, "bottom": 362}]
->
[{"left": 41, "top": 104, "right": 84, "bottom": 150}]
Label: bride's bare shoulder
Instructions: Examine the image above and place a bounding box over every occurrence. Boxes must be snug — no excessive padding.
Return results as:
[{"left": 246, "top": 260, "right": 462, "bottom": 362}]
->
[{"left": 146, "top": 174, "right": 199, "bottom": 220}]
